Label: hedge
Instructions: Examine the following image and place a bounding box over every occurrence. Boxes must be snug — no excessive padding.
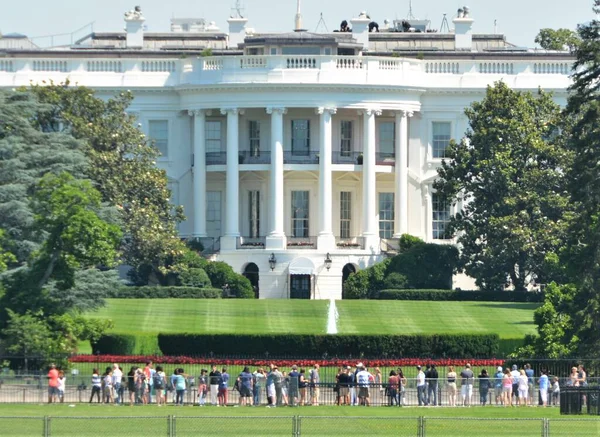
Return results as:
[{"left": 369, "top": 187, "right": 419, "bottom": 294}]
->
[
  {"left": 157, "top": 333, "right": 500, "bottom": 358},
  {"left": 378, "top": 289, "right": 544, "bottom": 303},
  {"left": 92, "top": 334, "right": 161, "bottom": 355},
  {"left": 108, "top": 286, "right": 222, "bottom": 299}
]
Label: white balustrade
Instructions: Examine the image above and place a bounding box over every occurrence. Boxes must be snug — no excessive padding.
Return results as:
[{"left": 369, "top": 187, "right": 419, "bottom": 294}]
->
[
  {"left": 425, "top": 62, "right": 460, "bottom": 74},
  {"left": 32, "top": 60, "right": 68, "bottom": 72},
  {"left": 240, "top": 56, "right": 267, "bottom": 69},
  {"left": 87, "top": 60, "right": 122, "bottom": 72},
  {"left": 141, "top": 60, "right": 176, "bottom": 72},
  {"left": 0, "top": 60, "right": 13, "bottom": 72},
  {"left": 336, "top": 56, "right": 364, "bottom": 69},
  {"left": 533, "top": 62, "right": 571, "bottom": 75},
  {"left": 202, "top": 58, "right": 223, "bottom": 70},
  {"left": 285, "top": 56, "right": 317, "bottom": 69},
  {"left": 478, "top": 62, "right": 514, "bottom": 74},
  {"left": 378, "top": 59, "right": 402, "bottom": 70}
]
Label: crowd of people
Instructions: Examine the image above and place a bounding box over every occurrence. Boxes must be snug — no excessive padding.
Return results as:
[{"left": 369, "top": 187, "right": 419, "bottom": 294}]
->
[{"left": 44, "top": 361, "right": 588, "bottom": 407}]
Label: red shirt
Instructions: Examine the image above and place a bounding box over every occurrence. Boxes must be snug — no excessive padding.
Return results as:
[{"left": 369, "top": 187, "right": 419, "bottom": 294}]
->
[{"left": 48, "top": 369, "right": 59, "bottom": 388}]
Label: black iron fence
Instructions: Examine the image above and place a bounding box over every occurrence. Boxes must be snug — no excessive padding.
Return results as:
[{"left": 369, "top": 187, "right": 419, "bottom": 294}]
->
[{"left": 1, "top": 416, "right": 599, "bottom": 436}]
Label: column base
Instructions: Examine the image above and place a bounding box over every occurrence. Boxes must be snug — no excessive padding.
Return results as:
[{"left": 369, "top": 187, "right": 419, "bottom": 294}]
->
[
  {"left": 317, "top": 234, "right": 336, "bottom": 252},
  {"left": 220, "top": 235, "right": 239, "bottom": 251},
  {"left": 265, "top": 234, "right": 287, "bottom": 250},
  {"left": 362, "top": 234, "right": 381, "bottom": 253}
]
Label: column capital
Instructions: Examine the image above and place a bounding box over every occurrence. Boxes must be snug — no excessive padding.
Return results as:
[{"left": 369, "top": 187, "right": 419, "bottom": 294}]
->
[
  {"left": 266, "top": 107, "right": 288, "bottom": 115},
  {"left": 187, "top": 109, "right": 212, "bottom": 117},
  {"left": 220, "top": 108, "right": 245, "bottom": 116},
  {"left": 391, "top": 110, "right": 414, "bottom": 118},
  {"left": 359, "top": 108, "right": 382, "bottom": 117},
  {"left": 423, "top": 184, "right": 431, "bottom": 200},
  {"left": 316, "top": 107, "right": 337, "bottom": 115}
]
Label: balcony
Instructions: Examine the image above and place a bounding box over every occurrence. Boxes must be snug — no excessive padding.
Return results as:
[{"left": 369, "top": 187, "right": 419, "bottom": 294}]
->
[
  {"left": 206, "top": 151, "right": 227, "bottom": 165},
  {"left": 332, "top": 151, "right": 363, "bottom": 165},
  {"left": 335, "top": 237, "right": 366, "bottom": 250},
  {"left": 283, "top": 150, "right": 319, "bottom": 165},
  {"left": 287, "top": 236, "right": 317, "bottom": 249},
  {"left": 238, "top": 150, "right": 270, "bottom": 165},
  {"left": 236, "top": 236, "right": 266, "bottom": 249},
  {"left": 376, "top": 152, "right": 396, "bottom": 166}
]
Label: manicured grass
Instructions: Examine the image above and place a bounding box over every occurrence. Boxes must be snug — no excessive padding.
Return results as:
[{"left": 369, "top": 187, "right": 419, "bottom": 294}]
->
[
  {"left": 0, "top": 404, "right": 597, "bottom": 437},
  {"left": 86, "top": 299, "right": 537, "bottom": 339}
]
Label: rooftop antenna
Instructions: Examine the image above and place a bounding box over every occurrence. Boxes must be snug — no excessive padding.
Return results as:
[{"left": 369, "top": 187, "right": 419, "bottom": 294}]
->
[
  {"left": 295, "top": 0, "right": 303, "bottom": 31},
  {"left": 231, "top": 0, "right": 244, "bottom": 18},
  {"left": 494, "top": 19, "right": 497, "bottom": 34},
  {"left": 439, "top": 13, "right": 450, "bottom": 33},
  {"left": 407, "top": 0, "right": 415, "bottom": 20},
  {"left": 315, "top": 13, "right": 329, "bottom": 32}
]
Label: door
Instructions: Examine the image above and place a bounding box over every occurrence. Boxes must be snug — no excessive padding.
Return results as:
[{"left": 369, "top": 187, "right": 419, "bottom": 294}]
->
[{"left": 290, "top": 275, "right": 311, "bottom": 299}]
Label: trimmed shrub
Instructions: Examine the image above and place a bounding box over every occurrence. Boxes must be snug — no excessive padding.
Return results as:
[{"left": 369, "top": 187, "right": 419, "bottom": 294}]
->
[
  {"left": 204, "top": 261, "right": 255, "bottom": 299},
  {"left": 398, "top": 234, "right": 424, "bottom": 252},
  {"left": 343, "top": 258, "right": 391, "bottom": 299},
  {"left": 387, "top": 243, "right": 459, "bottom": 289},
  {"left": 158, "top": 333, "right": 499, "bottom": 358},
  {"left": 383, "top": 272, "right": 408, "bottom": 290},
  {"left": 378, "top": 289, "right": 544, "bottom": 303},
  {"left": 179, "top": 268, "right": 211, "bottom": 288},
  {"left": 92, "top": 333, "right": 160, "bottom": 355},
  {"left": 109, "top": 286, "right": 222, "bottom": 299}
]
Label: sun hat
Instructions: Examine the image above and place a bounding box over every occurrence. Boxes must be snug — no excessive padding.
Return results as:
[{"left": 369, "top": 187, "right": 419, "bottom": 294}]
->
[{"left": 497, "top": 366, "right": 503, "bottom": 372}]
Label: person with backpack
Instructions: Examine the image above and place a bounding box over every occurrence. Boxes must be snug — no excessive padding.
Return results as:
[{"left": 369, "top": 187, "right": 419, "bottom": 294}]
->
[
  {"left": 197, "top": 369, "right": 208, "bottom": 406},
  {"left": 153, "top": 365, "right": 167, "bottom": 406}
]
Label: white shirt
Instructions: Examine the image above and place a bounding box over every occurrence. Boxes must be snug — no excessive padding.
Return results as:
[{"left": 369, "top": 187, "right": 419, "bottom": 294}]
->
[
  {"left": 356, "top": 370, "right": 371, "bottom": 387},
  {"left": 511, "top": 370, "right": 520, "bottom": 384},
  {"left": 57, "top": 377, "right": 66, "bottom": 392},
  {"left": 417, "top": 371, "right": 426, "bottom": 387},
  {"left": 112, "top": 368, "right": 123, "bottom": 385},
  {"left": 518, "top": 375, "right": 528, "bottom": 391}
]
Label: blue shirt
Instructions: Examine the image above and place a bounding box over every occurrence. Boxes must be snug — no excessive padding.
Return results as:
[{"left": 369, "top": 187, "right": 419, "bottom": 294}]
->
[
  {"left": 220, "top": 373, "right": 230, "bottom": 389},
  {"left": 539, "top": 374, "right": 549, "bottom": 390},
  {"left": 175, "top": 375, "right": 186, "bottom": 391},
  {"left": 495, "top": 372, "right": 503, "bottom": 388},
  {"left": 239, "top": 372, "right": 252, "bottom": 389}
]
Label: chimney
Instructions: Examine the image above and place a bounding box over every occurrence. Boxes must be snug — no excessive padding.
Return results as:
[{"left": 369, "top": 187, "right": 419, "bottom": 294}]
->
[
  {"left": 124, "top": 6, "right": 145, "bottom": 49},
  {"left": 351, "top": 11, "right": 371, "bottom": 51},
  {"left": 228, "top": 17, "right": 248, "bottom": 48},
  {"left": 452, "top": 6, "right": 474, "bottom": 51}
]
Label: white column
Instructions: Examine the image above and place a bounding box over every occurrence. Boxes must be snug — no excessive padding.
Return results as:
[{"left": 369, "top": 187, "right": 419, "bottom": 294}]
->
[
  {"left": 317, "top": 107, "right": 336, "bottom": 251},
  {"left": 265, "top": 107, "right": 287, "bottom": 250},
  {"left": 189, "top": 109, "right": 208, "bottom": 237},
  {"left": 362, "top": 108, "right": 381, "bottom": 250},
  {"left": 221, "top": 108, "right": 243, "bottom": 250},
  {"left": 424, "top": 185, "right": 432, "bottom": 242},
  {"left": 393, "top": 110, "right": 413, "bottom": 238}
]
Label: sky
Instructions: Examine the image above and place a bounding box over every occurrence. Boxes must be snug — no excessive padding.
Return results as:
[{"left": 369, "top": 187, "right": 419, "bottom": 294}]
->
[{"left": 0, "top": 0, "right": 595, "bottom": 48}]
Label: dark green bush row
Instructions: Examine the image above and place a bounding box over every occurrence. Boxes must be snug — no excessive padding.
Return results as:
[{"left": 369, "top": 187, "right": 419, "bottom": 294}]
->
[
  {"left": 378, "top": 289, "right": 544, "bottom": 303},
  {"left": 108, "top": 286, "right": 223, "bottom": 299},
  {"left": 157, "top": 333, "right": 500, "bottom": 358},
  {"left": 92, "top": 334, "right": 161, "bottom": 355}
]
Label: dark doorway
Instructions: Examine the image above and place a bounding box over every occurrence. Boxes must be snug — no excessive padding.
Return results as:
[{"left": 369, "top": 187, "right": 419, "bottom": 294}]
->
[
  {"left": 243, "top": 263, "right": 259, "bottom": 298},
  {"left": 342, "top": 264, "right": 357, "bottom": 299},
  {"left": 290, "top": 275, "right": 311, "bottom": 299}
]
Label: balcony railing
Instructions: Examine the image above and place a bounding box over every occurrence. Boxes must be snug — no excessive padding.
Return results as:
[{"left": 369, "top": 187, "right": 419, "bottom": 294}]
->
[
  {"left": 236, "top": 236, "right": 266, "bottom": 249},
  {"left": 283, "top": 150, "right": 319, "bottom": 164},
  {"left": 380, "top": 238, "right": 400, "bottom": 254},
  {"left": 335, "top": 237, "right": 366, "bottom": 250},
  {"left": 376, "top": 152, "right": 396, "bottom": 166},
  {"left": 287, "top": 236, "right": 317, "bottom": 249},
  {"left": 206, "top": 151, "right": 227, "bottom": 165},
  {"left": 332, "top": 151, "right": 363, "bottom": 165},
  {"left": 238, "top": 150, "right": 271, "bottom": 164},
  {"left": 199, "top": 237, "right": 220, "bottom": 255}
]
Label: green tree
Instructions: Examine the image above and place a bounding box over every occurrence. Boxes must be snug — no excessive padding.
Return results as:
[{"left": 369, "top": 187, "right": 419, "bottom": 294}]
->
[
  {"left": 29, "top": 83, "right": 186, "bottom": 284},
  {"left": 535, "top": 28, "right": 581, "bottom": 52},
  {"left": 434, "top": 82, "right": 573, "bottom": 291},
  {"left": 0, "top": 230, "right": 16, "bottom": 272}
]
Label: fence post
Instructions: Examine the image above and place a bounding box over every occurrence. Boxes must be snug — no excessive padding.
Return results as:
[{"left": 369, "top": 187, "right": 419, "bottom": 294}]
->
[
  {"left": 418, "top": 416, "right": 426, "bottom": 437},
  {"left": 543, "top": 418, "right": 549, "bottom": 437},
  {"left": 168, "top": 415, "right": 174, "bottom": 437},
  {"left": 294, "top": 415, "right": 300, "bottom": 437},
  {"left": 44, "top": 416, "right": 50, "bottom": 437}
]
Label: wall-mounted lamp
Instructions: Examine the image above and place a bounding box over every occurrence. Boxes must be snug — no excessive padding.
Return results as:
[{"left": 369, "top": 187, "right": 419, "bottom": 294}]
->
[
  {"left": 268, "top": 253, "right": 277, "bottom": 271},
  {"left": 325, "top": 253, "right": 332, "bottom": 271}
]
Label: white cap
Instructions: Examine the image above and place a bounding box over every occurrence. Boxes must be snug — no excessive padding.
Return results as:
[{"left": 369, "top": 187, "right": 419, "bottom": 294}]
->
[
  {"left": 497, "top": 366, "right": 503, "bottom": 372},
  {"left": 356, "top": 362, "right": 364, "bottom": 369}
]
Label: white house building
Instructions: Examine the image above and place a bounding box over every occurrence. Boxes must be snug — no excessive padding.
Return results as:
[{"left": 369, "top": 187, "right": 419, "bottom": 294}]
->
[{"left": 0, "top": 6, "right": 574, "bottom": 299}]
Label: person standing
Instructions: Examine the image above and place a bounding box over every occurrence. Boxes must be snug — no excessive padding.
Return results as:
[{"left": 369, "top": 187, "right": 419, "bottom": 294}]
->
[
  {"left": 266, "top": 365, "right": 276, "bottom": 407},
  {"left": 387, "top": 371, "right": 399, "bottom": 406},
  {"left": 510, "top": 365, "right": 520, "bottom": 406},
  {"left": 524, "top": 364, "right": 535, "bottom": 406},
  {"left": 446, "top": 366, "right": 457, "bottom": 407},
  {"left": 460, "top": 363, "right": 474, "bottom": 407},
  {"left": 427, "top": 364, "right": 439, "bottom": 406},
  {"left": 551, "top": 376, "right": 560, "bottom": 406},
  {"left": 502, "top": 369, "right": 512, "bottom": 407},
  {"left": 478, "top": 369, "right": 490, "bottom": 406},
  {"left": 57, "top": 371, "right": 66, "bottom": 404},
  {"left": 272, "top": 366, "right": 284, "bottom": 407},
  {"left": 494, "top": 366, "right": 504, "bottom": 405},
  {"left": 416, "top": 365, "right": 426, "bottom": 406},
  {"left": 219, "top": 367, "right": 229, "bottom": 407},
  {"left": 253, "top": 368, "right": 265, "bottom": 406},
  {"left": 356, "top": 363, "right": 372, "bottom": 406},
  {"left": 238, "top": 366, "right": 253, "bottom": 407},
  {"left": 197, "top": 369, "right": 208, "bottom": 406},
  {"left": 126, "top": 367, "right": 136, "bottom": 406},
  {"left": 518, "top": 369, "right": 529, "bottom": 406},
  {"left": 337, "top": 367, "right": 351, "bottom": 405},
  {"left": 288, "top": 365, "right": 300, "bottom": 406},
  {"left": 112, "top": 364, "right": 123, "bottom": 405},
  {"left": 174, "top": 368, "right": 187, "bottom": 406},
  {"left": 47, "top": 364, "right": 59, "bottom": 404},
  {"left": 90, "top": 368, "right": 102, "bottom": 403},
  {"left": 103, "top": 367, "right": 114, "bottom": 404},
  {"left": 539, "top": 370, "right": 549, "bottom": 407},
  {"left": 398, "top": 369, "right": 407, "bottom": 406},
  {"left": 209, "top": 365, "right": 221, "bottom": 406},
  {"left": 153, "top": 365, "right": 167, "bottom": 407},
  {"left": 143, "top": 361, "right": 153, "bottom": 404},
  {"left": 309, "top": 364, "right": 320, "bottom": 406}
]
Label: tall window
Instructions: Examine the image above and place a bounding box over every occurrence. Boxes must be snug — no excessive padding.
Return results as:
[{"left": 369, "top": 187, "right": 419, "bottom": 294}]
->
[
  {"left": 249, "top": 121, "right": 260, "bottom": 156},
  {"left": 340, "top": 120, "right": 353, "bottom": 157},
  {"left": 149, "top": 120, "right": 169, "bottom": 158},
  {"left": 206, "top": 191, "right": 222, "bottom": 237},
  {"left": 340, "top": 191, "right": 352, "bottom": 238},
  {"left": 292, "top": 120, "right": 310, "bottom": 156},
  {"left": 379, "top": 192, "right": 395, "bottom": 239},
  {"left": 205, "top": 120, "right": 222, "bottom": 153},
  {"left": 432, "top": 193, "right": 451, "bottom": 240},
  {"left": 248, "top": 190, "right": 260, "bottom": 238},
  {"left": 378, "top": 122, "right": 395, "bottom": 157},
  {"left": 291, "top": 191, "right": 309, "bottom": 237},
  {"left": 432, "top": 122, "right": 452, "bottom": 158}
]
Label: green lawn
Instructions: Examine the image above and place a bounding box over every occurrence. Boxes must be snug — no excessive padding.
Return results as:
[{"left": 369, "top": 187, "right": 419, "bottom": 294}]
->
[
  {"left": 87, "top": 299, "right": 537, "bottom": 338},
  {"left": 0, "top": 404, "right": 598, "bottom": 437}
]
